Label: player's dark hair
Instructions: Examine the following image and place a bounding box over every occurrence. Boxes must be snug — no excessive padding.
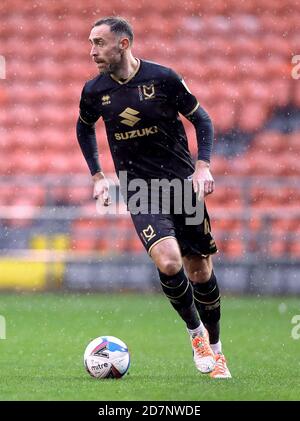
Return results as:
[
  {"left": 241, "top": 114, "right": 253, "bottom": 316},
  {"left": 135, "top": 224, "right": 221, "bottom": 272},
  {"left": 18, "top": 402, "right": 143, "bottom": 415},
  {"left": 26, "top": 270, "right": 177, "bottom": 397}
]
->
[{"left": 93, "top": 17, "right": 134, "bottom": 45}]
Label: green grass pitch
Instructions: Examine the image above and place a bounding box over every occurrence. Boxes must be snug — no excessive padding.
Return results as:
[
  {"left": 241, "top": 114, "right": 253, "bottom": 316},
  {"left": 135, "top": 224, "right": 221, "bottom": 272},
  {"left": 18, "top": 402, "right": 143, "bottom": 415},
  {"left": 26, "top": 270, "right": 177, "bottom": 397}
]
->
[{"left": 0, "top": 293, "right": 299, "bottom": 401}]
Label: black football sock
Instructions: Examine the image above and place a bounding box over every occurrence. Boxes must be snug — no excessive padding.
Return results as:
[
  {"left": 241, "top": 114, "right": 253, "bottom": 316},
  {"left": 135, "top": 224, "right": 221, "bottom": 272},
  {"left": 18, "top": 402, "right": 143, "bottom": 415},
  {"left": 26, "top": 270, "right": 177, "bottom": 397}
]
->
[
  {"left": 158, "top": 267, "right": 200, "bottom": 330},
  {"left": 192, "top": 270, "right": 221, "bottom": 344}
]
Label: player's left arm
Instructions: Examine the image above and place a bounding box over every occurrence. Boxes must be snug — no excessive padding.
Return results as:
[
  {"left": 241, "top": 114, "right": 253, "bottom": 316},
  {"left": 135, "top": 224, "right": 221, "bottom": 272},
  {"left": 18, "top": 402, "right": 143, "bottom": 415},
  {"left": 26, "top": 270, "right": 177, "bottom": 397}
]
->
[
  {"left": 186, "top": 106, "right": 215, "bottom": 199},
  {"left": 168, "top": 69, "right": 214, "bottom": 199}
]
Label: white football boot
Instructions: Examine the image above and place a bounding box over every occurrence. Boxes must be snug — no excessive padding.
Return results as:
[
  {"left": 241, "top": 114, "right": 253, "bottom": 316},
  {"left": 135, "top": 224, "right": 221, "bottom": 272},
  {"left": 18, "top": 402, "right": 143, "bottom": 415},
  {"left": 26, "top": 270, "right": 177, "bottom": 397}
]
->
[
  {"left": 191, "top": 329, "right": 216, "bottom": 373},
  {"left": 209, "top": 353, "right": 232, "bottom": 378}
]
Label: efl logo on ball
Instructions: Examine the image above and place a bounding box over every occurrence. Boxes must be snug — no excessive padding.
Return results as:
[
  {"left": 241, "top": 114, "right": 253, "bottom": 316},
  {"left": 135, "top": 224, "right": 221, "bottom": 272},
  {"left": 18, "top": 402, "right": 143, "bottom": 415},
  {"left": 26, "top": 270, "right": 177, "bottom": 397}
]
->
[{"left": 84, "top": 336, "right": 130, "bottom": 379}]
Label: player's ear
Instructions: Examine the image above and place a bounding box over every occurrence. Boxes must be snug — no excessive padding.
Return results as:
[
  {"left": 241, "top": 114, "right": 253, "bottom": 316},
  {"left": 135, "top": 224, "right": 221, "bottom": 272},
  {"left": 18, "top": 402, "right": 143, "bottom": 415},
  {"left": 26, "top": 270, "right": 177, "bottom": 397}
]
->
[{"left": 119, "top": 37, "right": 130, "bottom": 50}]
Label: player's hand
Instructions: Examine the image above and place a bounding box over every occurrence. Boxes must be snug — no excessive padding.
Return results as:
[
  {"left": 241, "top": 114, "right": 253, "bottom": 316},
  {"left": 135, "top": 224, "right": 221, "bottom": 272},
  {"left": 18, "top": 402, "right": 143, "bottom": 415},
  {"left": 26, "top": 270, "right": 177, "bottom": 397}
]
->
[
  {"left": 92, "top": 172, "right": 111, "bottom": 206},
  {"left": 192, "top": 160, "right": 215, "bottom": 200}
]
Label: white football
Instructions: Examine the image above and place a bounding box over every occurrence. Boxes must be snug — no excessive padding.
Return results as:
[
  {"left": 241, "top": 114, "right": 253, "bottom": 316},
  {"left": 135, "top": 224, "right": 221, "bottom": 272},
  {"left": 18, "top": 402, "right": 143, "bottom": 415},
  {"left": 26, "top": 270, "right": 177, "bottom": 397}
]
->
[{"left": 84, "top": 336, "right": 130, "bottom": 379}]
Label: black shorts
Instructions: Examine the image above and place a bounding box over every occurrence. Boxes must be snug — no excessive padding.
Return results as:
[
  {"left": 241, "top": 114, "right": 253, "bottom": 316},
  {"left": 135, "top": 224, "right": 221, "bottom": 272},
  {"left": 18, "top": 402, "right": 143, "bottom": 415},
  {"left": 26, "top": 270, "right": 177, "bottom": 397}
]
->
[{"left": 130, "top": 202, "right": 218, "bottom": 257}]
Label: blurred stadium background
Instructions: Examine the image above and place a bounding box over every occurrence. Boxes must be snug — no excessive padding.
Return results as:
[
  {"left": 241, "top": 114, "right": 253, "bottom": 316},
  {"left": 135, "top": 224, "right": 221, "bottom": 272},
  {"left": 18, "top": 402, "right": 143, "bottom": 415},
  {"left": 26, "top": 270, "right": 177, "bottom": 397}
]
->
[{"left": 0, "top": 0, "right": 299, "bottom": 294}]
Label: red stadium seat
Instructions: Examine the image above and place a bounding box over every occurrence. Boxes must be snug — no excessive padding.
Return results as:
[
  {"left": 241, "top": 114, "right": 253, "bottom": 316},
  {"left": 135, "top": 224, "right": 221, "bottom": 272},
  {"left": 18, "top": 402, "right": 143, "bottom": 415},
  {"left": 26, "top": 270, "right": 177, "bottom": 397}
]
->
[
  {"left": 0, "top": 185, "right": 14, "bottom": 205},
  {"left": 278, "top": 154, "right": 300, "bottom": 176},
  {"left": 71, "top": 218, "right": 99, "bottom": 251},
  {"left": 12, "top": 150, "right": 46, "bottom": 175},
  {"left": 288, "top": 132, "right": 300, "bottom": 154},
  {"left": 269, "top": 239, "right": 288, "bottom": 258},
  {"left": 72, "top": 237, "right": 97, "bottom": 252},
  {"left": 71, "top": 154, "right": 92, "bottom": 174},
  {"left": 0, "top": 155, "right": 12, "bottom": 175},
  {"left": 206, "top": 186, "right": 236, "bottom": 207},
  {"left": 251, "top": 131, "right": 285, "bottom": 154},
  {"left": 268, "top": 79, "right": 291, "bottom": 108},
  {"left": 240, "top": 80, "right": 272, "bottom": 105},
  {"left": 292, "top": 81, "right": 300, "bottom": 108},
  {"left": 238, "top": 102, "right": 269, "bottom": 132},
  {"left": 209, "top": 101, "right": 236, "bottom": 133},
  {"left": 10, "top": 186, "right": 45, "bottom": 207},
  {"left": 224, "top": 238, "right": 244, "bottom": 259},
  {"left": 65, "top": 186, "right": 92, "bottom": 205},
  {"left": 127, "top": 231, "right": 144, "bottom": 253},
  {"left": 210, "top": 156, "right": 229, "bottom": 176},
  {"left": 289, "top": 240, "right": 300, "bottom": 258},
  {"left": 44, "top": 153, "right": 71, "bottom": 174}
]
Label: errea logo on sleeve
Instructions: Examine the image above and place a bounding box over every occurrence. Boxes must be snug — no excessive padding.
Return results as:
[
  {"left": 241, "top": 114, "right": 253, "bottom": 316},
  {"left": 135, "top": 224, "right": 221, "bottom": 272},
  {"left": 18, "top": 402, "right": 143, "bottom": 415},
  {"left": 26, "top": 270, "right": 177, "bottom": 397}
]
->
[{"left": 101, "top": 95, "right": 111, "bottom": 105}]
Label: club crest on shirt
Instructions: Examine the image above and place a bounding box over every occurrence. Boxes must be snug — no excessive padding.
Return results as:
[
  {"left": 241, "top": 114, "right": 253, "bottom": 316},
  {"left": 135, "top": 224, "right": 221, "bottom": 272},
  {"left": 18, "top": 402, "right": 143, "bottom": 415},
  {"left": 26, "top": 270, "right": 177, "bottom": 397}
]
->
[
  {"left": 141, "top": 225, "right": 156, "bottom": 242},
  {"left": 138, "top": 83, "right": 156, "bottom": 101}
]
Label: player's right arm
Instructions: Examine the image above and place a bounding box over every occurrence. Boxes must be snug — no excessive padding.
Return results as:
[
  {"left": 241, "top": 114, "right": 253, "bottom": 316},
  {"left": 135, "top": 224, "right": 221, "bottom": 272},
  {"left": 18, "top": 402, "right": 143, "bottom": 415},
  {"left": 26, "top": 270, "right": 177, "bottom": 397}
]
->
[{"left": 76, "top": 84, "right": 111, "bottom": 206}]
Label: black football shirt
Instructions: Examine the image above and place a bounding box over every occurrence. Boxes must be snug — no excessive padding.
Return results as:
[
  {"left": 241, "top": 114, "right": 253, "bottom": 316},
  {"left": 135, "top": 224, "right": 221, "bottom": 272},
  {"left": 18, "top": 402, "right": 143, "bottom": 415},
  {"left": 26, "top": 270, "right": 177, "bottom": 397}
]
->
[{"left": 79, "top": 59, "right": 199, "bottom": 182}]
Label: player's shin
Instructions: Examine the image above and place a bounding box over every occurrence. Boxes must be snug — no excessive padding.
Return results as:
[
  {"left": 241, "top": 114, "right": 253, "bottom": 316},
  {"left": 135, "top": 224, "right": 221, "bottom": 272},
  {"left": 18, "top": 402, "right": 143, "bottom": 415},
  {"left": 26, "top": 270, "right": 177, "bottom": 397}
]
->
[
  {"left": 192, "top": 270, "right": 221, "bottom": 346},
  {"left": 158, "top": 267, "right": 200, "bottom": 330}
]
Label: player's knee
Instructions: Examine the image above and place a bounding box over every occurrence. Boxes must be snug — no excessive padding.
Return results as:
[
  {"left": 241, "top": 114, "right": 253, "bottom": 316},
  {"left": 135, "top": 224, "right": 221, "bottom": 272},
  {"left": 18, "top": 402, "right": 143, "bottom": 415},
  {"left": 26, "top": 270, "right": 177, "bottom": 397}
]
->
[
  {"left": 189, "top": 266, "right": 212, "bottom": 283},
  {"left": 192, "top": 270, "right": 221, "bottom": 324},
  {"left": 185, "top": 256, "right": 213, "bottom": 283},
  {"left": 151, "top": 238, "right": 182, "bottom": 276},
  {"left": 158, "top": 266, "right": 193, "bottom": 310},
  {"left": 157, "top": 259, "right": 182, "bottom": 276}
]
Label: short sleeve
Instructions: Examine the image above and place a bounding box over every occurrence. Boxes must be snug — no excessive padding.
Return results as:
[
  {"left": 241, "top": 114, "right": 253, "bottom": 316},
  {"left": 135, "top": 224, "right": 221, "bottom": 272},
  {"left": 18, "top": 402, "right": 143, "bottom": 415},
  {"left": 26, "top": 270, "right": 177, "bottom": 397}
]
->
[
  {"left": 79, "top": 83, "right": 102, "bottom": 125},
  {"left": 167, "top": 69, "right": 199, "bottom": 117}
]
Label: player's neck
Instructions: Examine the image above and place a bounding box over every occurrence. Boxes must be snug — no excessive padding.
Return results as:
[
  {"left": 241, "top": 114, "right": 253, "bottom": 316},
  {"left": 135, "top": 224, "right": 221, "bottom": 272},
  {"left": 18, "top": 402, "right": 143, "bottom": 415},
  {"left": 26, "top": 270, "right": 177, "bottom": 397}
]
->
[{"left": 111, "top": 54, "right": 139, "bottom": 82}]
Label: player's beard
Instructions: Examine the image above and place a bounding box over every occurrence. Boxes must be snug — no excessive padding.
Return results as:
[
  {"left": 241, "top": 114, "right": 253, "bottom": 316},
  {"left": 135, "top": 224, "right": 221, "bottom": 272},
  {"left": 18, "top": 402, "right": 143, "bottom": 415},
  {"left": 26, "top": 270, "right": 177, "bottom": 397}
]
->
[
  {"left": 98, "top": 63, "right": 114, "bottom": 75},
  {"left": 98, "top": 49, "right": 123, "bottom": 75}
]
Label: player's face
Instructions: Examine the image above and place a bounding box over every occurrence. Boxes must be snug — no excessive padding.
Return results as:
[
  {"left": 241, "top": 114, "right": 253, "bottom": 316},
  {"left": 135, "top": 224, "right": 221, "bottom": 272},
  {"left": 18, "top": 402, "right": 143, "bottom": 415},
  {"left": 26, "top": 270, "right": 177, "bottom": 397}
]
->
[{"left": 89, "top": 25, "right": 123, "bottom": 74}]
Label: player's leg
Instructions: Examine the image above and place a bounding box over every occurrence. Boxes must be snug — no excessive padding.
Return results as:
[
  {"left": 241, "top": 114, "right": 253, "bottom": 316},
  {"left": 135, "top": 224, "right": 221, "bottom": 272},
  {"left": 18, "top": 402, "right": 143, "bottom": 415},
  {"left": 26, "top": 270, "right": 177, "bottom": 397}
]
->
[
  {"left": 183, "top": 255, "right": 220, "bottom": 346},
  {"left": 177, "top": 197, "right": 231, "bottom": 378},
  {"left": 150, "top": 238, "right": 215, "bottom": 373},
  {"left": 130, "top": 212, "right": 215, "bottom": 373},
  {"left": 150, "top": 237, "right": 200, "bottom": 331},
  {"left": 129, "top": 211, "right": 201, "bottom": 330},
  {"left": 183, "top": 254, "right": 231, "bottom": 378}
]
